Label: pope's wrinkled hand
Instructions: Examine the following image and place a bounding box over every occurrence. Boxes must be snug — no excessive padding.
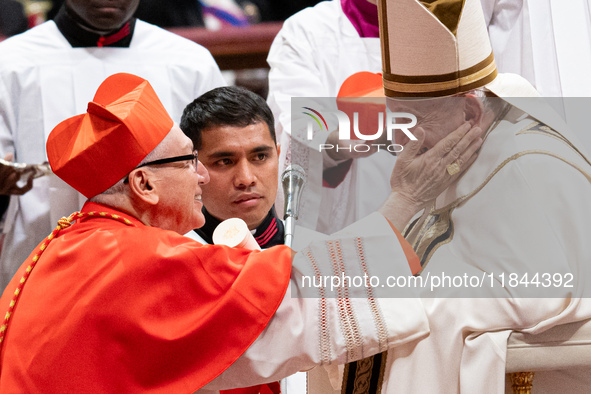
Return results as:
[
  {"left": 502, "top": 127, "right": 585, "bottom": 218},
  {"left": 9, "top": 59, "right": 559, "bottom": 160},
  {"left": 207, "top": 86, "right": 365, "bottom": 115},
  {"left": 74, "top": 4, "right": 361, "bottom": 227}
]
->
[
  {"left": 379, "top": 122, "right": 483, "bottom": 232},
  {"left": 392, "top": 122, "right": 483, "bottom": 204}
]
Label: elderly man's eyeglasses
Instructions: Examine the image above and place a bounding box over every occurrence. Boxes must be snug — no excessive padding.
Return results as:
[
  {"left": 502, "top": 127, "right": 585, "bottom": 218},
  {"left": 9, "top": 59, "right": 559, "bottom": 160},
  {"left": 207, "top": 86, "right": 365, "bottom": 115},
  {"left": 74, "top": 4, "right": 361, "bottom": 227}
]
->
[{"left": 124, "top": 150, "right": 198, "bottom": 184}]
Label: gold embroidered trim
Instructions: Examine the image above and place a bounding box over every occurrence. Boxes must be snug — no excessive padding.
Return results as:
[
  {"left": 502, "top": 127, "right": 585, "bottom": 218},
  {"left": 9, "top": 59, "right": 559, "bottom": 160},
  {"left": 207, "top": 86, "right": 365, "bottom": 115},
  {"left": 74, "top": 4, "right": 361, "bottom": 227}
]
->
[
  {"left": 406, "top": 208, "right": 456, "bottom": 273},
  {"left": 352, "top": 356, "right": 375, "bottom": 394},
  {"left": 303, "top": 246, "right": 332, "bottom": 365},
  {"left": 409, "top": 148, "right": 591, "bottom": 269},
  {"left": 327, "top": 240, "right": 362, "bottom": 363},
  {"left": 436, "top": 150, "right": 591, "bottom": 213},
  {"left": 341, "top": 351, "right": 388, "bottom": 394},
  {"left": 339, "top": 238, "right": 391, "bottom": 394},
  {"left": 354, "top": 237, "right": 389, "bottom": 353},
  {"left": 383, "top": 56, "right": 497, "bottom": 95},
  {"left": 516, "top": 122, "right": 591, "bottom": 168},
  {"left": 518, "top": 121, "right": 540, "bottom": 134},
  {"left": 379, "top": 0, "right": 391, "bottom": 74},
  {"left": 376, "top": 351, "right": 388, "bottom": 393}
]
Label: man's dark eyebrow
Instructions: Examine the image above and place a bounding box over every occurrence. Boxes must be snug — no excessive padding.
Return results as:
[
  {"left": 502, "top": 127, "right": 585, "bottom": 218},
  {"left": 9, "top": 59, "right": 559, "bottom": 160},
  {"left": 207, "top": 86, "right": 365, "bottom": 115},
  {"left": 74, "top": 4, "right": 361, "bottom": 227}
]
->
[
  {"left": 250, "top": 145, "right": 274, "bottom": 153},
  {"left": 209, "top": 151, "right": 236, "bottom": 159},
  {"left": 207, "top": 145, "right": 274, "bottom": 159}
]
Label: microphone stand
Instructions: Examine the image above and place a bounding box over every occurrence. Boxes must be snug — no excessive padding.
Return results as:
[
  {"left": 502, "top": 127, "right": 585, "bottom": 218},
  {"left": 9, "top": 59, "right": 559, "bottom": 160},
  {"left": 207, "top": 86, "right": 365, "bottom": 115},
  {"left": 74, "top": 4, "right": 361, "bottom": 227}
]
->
[{"left": 281, "top": 164, "right": 306, "bottom": 249}]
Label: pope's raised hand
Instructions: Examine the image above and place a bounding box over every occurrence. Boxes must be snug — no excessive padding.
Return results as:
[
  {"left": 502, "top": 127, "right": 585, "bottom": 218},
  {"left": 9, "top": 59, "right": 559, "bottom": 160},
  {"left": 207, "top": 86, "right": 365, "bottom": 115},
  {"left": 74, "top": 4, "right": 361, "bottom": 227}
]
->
[
  {"left": 379, "top": 122, "right": 483, "bottom": 232},
  {"left": 391, "top": 122, "right": 483, "bottom": 204}
]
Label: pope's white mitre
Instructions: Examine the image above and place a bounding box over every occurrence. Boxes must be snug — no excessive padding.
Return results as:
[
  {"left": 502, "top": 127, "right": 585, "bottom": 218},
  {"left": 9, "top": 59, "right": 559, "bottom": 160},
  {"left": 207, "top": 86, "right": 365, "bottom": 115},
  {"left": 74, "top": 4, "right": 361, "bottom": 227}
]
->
[{"left": 378, "top": 0, "right": 497, "bottom": 97}]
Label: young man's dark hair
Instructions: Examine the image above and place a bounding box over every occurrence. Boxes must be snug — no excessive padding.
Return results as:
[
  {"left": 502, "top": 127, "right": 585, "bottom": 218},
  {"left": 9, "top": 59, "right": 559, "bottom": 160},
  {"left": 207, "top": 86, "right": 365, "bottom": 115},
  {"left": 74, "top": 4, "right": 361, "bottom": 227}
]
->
[{"left": 180, "top": 86, "right": 276, "bottom": 149}]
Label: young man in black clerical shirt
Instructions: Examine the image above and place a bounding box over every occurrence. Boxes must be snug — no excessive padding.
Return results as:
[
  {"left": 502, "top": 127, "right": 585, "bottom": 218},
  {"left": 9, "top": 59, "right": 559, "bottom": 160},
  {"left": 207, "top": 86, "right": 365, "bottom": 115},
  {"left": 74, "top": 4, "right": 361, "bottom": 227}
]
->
[
  {"left": 181, "top": 84, "right": 299, "bottom": 394},
  {"left": 180, "top": 86, "right": 285, "bottom": 249}
]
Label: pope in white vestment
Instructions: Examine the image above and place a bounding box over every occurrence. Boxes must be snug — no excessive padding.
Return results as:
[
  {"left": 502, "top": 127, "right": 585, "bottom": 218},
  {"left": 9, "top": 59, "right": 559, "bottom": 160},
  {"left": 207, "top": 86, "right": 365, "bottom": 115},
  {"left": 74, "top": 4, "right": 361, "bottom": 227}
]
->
[
  {"left": 311, "top": 76, "right": 591, "bottom": 394},
  {"left": 0, "top": 7, "right": 226, "bottom": 289},
  {"left": 310, "top": 0, "right": 591, "bottom": 392},
  {"left": 379, "top": 93, "right": 591, "bottom": 394},
  {"left": 379, "top": 0, "right": 591, "bottom": 391},
  {"left": 268, "top": 0, "right": 591, "bottom": 236}
]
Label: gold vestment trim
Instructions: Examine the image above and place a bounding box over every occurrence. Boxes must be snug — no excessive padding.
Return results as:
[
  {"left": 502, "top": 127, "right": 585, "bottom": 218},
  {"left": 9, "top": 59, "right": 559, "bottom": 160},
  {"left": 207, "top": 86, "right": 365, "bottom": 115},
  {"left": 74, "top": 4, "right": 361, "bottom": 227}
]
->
[
  {"left": 382, "top": 56, "right": 497, "bottom": 96},
  {"left": 408, "top": 147, "right": 591, "bottom": 270}
]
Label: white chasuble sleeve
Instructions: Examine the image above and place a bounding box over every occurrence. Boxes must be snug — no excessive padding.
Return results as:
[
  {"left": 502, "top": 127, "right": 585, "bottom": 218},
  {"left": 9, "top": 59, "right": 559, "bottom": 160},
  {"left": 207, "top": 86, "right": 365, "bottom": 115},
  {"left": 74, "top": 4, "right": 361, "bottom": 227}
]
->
[{"left": 202, "top": 213, "right": 428, "bottom": 390}]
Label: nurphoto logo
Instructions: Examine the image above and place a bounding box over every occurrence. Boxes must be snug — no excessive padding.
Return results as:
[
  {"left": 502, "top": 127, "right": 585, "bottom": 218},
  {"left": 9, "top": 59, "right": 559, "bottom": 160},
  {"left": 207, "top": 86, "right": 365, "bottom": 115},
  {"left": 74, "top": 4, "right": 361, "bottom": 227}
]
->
[{"left": 302, "top": 107, "right": 418, "bottom": 154}]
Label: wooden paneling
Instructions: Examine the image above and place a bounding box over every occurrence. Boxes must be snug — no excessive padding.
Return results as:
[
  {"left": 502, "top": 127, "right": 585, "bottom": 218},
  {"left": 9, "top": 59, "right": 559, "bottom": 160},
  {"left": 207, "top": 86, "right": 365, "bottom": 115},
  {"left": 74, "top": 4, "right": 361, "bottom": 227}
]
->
[{"left": 168, "top": 22, "right": 283, "bottom": 70}]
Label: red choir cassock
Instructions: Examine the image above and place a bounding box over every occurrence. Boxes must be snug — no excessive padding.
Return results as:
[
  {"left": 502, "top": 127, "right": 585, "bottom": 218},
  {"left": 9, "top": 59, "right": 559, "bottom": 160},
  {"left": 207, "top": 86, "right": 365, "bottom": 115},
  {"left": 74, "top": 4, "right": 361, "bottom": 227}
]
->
[
  {"left": 0, "top": 201, "right": 291, "bottom": 392},
  {"left": 0, "top": 72, "right": 291, "bottom": 393}
]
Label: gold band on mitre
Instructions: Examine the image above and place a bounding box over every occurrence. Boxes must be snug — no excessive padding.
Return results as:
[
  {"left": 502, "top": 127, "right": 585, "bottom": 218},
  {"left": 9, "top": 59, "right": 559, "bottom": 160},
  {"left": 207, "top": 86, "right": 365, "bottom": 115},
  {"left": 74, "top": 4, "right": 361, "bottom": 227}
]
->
[{"left": 383, "top": 52, "right": 497, "bottom": 97}]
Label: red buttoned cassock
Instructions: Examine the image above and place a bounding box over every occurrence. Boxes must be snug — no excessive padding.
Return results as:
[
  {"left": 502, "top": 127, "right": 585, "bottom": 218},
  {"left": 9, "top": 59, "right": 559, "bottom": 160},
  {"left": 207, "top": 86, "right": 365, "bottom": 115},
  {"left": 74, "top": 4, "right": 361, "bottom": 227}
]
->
[{"left": 0, "top": 201, "right": 291, "bottom": 393}]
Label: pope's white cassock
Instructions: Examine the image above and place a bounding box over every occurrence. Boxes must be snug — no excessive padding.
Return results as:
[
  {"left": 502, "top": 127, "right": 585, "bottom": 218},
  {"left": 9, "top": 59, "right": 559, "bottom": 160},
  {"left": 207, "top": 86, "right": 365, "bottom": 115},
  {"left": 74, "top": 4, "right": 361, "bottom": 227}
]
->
[
  {"left": 266, "top": 0, "right": 395, "bottom": 235},
  {"left": 380, "top": 92, "right": 591, "bottom": 393},
  {"left": 307, "top": 75, "right": 591, "bottom": 393},
  {"left": 189, "top": 213, "right": 430, "bottom": 392},
  {"left": 0, "top": 19, "right": 226, "bottom": 289},
  {"left": 282, "top": 0, "right": 591, "bottom": 391}
]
